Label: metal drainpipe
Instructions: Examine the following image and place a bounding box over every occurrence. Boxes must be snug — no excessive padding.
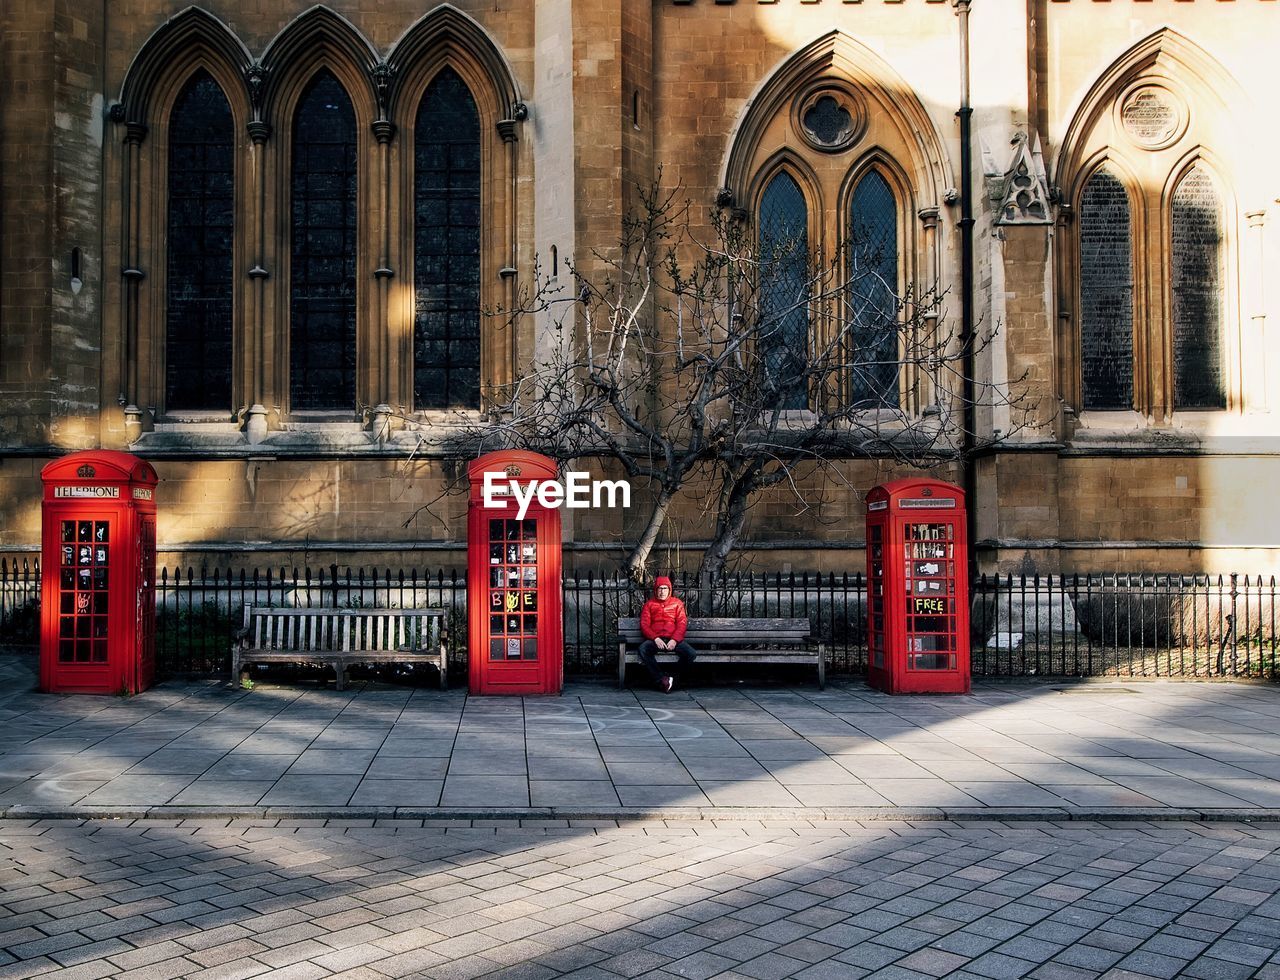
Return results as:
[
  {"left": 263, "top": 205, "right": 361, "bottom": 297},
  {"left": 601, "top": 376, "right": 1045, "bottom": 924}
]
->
[{"left": 954, "top": 0, "right": 977, "bottom": 576}]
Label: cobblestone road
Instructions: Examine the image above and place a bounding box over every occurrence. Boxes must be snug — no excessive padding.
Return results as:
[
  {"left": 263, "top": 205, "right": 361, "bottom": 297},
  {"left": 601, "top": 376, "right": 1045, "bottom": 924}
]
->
[{"left": 3, "top": 818, "right": 1280, "bottom": 980}]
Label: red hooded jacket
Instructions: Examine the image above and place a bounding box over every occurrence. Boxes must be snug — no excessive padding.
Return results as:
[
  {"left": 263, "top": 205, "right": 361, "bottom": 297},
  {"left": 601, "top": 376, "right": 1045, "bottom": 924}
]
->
[{"left": 640, "top": 576, "right": 688, "bottom": 642}]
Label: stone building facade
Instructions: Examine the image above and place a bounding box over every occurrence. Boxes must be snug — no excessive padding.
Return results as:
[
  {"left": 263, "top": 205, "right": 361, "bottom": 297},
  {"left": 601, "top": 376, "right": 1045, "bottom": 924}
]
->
[{"left": 1, "top": 0, "right": 1276, "bottom": 574}]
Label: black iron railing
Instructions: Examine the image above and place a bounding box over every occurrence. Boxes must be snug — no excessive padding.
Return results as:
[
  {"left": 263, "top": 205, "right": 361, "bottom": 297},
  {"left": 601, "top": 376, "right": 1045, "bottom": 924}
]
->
[{"left": 1, "top": 559, "right": 1276, "bottom": 680}]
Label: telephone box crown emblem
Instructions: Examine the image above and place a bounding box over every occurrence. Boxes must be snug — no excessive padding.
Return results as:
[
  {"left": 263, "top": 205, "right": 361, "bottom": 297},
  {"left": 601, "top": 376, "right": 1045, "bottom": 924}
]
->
[
  {"left": 504, "top": 464, "right": 522, "bottom": 478},
  {"left": 76, "top": 464, "right": 96, "bottom": 479}
]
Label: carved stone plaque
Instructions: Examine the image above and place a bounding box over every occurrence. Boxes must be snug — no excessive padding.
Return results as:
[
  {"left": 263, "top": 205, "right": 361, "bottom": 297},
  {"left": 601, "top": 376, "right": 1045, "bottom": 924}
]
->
[{"left": 1120, "top": 87, "right": 1182, "bottom": 149}]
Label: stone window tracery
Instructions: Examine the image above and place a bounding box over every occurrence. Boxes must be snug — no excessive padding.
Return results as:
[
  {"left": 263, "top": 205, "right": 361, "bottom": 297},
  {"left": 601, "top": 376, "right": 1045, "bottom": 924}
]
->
[
  {"left": 1171, "top": 165, "right": 1225, "bottom": 411},
  {"left": 113, "top": 7, "right": 523, "bottom": 444},
  {"left": 1078, "top": 168, "right": 1134, "bottom": 411},
  {"left": 724, "top": 33, "right": 948, "bottom": 422},
  {"left": 758, "top": 171, "right": 810, "bottom": 410},
  {"left": 289, "top": 69, "right": 359, "bottom": 412},
  {"left": 414, "top": 67, "right": 482, "bottom": 410},
  {"left": 165, "top": 70, "right": 235, "bottom": 413},
  {"left": 1071, "top": 156, "right": 1231, "bottom": 418},
  {"left": 848, "top": 170, "right": 899, "bottom": 409},
  {"left": 1057, "top": 32, "right": 1242, "bottom": 423}
]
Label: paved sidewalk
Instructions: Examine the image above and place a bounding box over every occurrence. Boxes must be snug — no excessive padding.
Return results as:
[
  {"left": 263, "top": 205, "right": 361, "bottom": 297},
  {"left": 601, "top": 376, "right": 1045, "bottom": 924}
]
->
[
  {"left": 3, "top": 817, "right": 1280, "bottom": 979},
  {"left": 3, "top": 654, "right": 1280, "bottom": 818}
]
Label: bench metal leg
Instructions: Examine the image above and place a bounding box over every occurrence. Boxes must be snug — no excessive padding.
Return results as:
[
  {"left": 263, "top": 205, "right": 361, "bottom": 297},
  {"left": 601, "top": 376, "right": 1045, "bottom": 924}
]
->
[
  {"left": 818, "top": 643, "right": 826, "bottom": 690},
  {"left": 335, "top": 663, "right": 347, "bottom": 692},
  {"left": 231, "top": 649, "right": 240, "bottom": 687},
  {"left": 618, "top": 644, "right": 627, "bottom": 689},
  {"left": 438, "top": 648, "right": 448, "bottom": 691}
]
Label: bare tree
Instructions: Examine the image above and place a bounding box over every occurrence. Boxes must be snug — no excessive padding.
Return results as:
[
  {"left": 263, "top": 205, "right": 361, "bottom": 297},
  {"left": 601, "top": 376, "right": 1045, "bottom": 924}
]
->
[{"left": 471, "top": 176, "right": 1031, "bottom": 585}]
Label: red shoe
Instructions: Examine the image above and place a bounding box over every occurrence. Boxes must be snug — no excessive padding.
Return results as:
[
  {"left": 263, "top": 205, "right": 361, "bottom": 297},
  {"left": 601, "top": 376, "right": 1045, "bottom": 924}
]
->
[{"left": 661, "top": 676, "right": 673, "bottom": 693}]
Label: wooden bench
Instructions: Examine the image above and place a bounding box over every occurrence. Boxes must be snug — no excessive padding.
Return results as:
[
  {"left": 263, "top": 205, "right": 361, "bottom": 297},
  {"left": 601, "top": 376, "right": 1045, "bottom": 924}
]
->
[
  {"left": 617, "top": 617, "right": 825, "bottom": 689},
  {"left": 232, "top": 607, "right": 449, "bottom": 691}
]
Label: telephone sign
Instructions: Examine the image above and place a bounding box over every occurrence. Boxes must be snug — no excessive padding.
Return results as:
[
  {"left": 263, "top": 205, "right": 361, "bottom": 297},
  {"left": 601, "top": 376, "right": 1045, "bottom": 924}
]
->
[{"left": 865, "top": 478, "right": 970, "bottom": 695}]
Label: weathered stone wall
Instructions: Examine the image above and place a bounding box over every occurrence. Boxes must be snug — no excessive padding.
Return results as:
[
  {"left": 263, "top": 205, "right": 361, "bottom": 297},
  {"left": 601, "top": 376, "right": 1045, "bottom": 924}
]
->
[{"left": 2, "top": 1, "right": 57, "bottom": 449}]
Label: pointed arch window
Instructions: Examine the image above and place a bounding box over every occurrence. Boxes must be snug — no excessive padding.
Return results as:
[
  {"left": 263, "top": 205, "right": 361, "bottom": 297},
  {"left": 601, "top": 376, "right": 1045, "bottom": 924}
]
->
[
  {"left": 1078, "top": 168, "right": 1134, "bottom": 411},
  {"left": 758, "top": 172, "right": 810, "bottom": 410},
  {"left": 166, "top": 70, "right": 234, "bottom": 412},
  {"left": 414, "top": 67, "right": 481, "bottom": 410},
  {"left": 1171, "top": 165, "right": 1226, "bottom": 410},
  {"left": 290, "top": 69, "right": 358, "bottom": 412},
  {"left": 847, "top": 170, "right": 899, "bottom": 408}
]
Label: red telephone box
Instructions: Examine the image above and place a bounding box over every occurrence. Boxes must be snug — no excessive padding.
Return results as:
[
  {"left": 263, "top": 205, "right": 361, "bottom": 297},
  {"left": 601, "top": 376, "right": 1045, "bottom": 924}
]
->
[
  {"left": 40, "top": 450, "right": 159, "bottom": 694},
  {"left": 467, "top": 450, "right": 563, "bottom": 695},
  {"left": 865, "top": 478, "right": 970, "bottom": 695}
]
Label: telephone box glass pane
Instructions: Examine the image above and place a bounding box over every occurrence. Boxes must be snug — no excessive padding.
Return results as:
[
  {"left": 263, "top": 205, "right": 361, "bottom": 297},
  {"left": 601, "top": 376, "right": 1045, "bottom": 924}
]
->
[
  {"left": 59, "top": 519, "right": 109, "bottom": 664},
  {"left": 904, "top": 522, "right": 955, "bottom": 670},
  {"left": 486, "top": 514, "right": 539, "bottom": 661},
  {"left": 911, "top": 653, "right": 952, "bottom": 670}
]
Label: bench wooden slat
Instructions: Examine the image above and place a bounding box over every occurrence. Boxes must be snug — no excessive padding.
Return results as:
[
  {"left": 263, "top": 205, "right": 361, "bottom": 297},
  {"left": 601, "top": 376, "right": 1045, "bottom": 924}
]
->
[
  {"left": 614, "top": 619, "right": 803, "bottom": 634},
  {"left": 617, "top": 616, "right": 824, "bottom": 690},
  {"left": 233, "top": 606, "right": 449, "bottom": 691},
  {"left": 619, "top": 637, "right": 808, "bottom": 644}
]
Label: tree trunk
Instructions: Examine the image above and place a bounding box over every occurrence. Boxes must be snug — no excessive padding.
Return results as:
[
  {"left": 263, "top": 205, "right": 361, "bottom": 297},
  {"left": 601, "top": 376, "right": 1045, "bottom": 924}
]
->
[
  {"left": 623, "top": 486, "right": 675, "bottom": 584},
  {"left": 695, "top": 466, "right": 758, "bottom": 601}
]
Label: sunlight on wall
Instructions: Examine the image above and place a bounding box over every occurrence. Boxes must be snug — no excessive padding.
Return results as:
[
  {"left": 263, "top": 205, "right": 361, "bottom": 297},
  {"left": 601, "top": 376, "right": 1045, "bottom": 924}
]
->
[{"left": 752, "top": 5, "right": 960, "bottom": 117}]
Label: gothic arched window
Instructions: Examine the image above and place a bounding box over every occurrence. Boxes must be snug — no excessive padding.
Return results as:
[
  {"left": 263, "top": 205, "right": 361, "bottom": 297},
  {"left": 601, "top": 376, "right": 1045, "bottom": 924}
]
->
[
  {"left": 290, "top": 69, "right": 358, "bottom": 412},
  {"left": 414, "top": 67, "right": 482, "bottom": 410},
  {"left": 1078, "top": 168, "right": 1134, "bottom": 411},
  {"left": 1171, "top": 165, "right": 1225, "bottom": 410},
  {"left": 166, "top": 70, "right": 234, "bottom": 412},
  {"left": 758, "top": 171, "right": 810, "bottom": 410},
  {"left": 848, "top": 170, "right": 899, "bottom": 408}
]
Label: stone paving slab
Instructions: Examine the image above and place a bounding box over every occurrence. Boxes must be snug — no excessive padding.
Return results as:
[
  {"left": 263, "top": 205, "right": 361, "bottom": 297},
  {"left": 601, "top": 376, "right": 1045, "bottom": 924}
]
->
[
  {"left": 4, "top": 818, "right": 1280, "bottom": 979},
  {"left": 4, "top": 654, "right": 1280, "bottom": 819}
]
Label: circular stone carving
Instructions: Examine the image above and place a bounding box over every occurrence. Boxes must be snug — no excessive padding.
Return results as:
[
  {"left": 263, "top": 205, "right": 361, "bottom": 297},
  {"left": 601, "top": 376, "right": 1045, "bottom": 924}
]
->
[
  {"left": 796, "top": 87, "right": 864, "bottom": 153},
  {"left": 1120, "top": 86, "right": 1185, "bottom": 150}
]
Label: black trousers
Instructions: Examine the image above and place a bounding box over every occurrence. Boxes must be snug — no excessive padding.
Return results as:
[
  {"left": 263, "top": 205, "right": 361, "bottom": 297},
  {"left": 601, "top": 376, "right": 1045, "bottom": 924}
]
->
[{"left": 637, "top": 639, "right": 697, "bottom": 685}]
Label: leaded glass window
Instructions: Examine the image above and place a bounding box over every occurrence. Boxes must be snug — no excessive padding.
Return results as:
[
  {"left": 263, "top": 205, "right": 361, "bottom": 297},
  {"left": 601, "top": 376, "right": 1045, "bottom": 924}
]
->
[
  {"left": 758, "top": 172, "right": 809, "bottom": 410},
  {"left": 1079, "top": 168, "right": 1134, "bottom": 410},
  {"left": 166, "top": 70, "right": 233, "bottom": 412},
  {"left": 290, "top": 70, "right": 357, "bottom": 412},
  {"left": 847, "top": 171, "right": 899, "bottom": 408},
  {"left": 414, "top": 67, "right": 481, "bottom": 409},
  {"left": 1171, "top": 165, "right": 1226, "bottom": 410}
]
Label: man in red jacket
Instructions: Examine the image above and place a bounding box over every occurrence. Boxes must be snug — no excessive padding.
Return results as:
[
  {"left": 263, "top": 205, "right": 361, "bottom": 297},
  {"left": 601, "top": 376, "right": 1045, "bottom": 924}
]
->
[{"left": 638, "top": 575, "right": 697, "bottom": 692}]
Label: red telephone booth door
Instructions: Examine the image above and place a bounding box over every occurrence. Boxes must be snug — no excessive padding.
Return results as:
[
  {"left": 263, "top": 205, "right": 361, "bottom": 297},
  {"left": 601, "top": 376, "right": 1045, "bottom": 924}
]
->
[
  {"left": 43, "top": 510, "right": 122, "bottom": 694},
  {"left": 467, "top": 452, "right": 563, "bottom": 695},
  {"left": 866, "top": 504, "right": 888, "bottom": 688},
  {"left": 136, "top": 514, "right": 158, "bottom": 691}
]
